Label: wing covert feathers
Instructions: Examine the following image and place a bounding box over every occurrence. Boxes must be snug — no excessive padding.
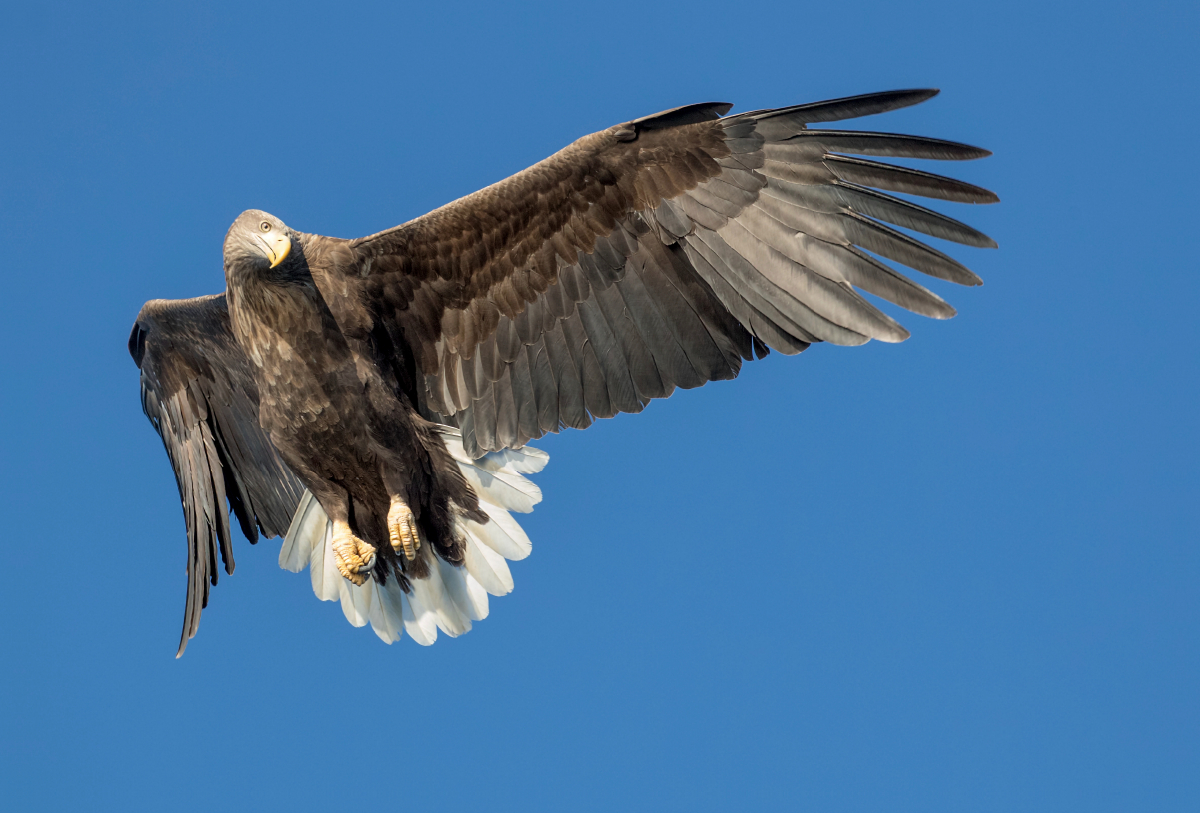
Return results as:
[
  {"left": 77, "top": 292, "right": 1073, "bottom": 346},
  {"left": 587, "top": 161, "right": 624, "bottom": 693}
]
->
[
  {"left": 279, "top": 427, "right": 545, "bottom": 644},
  {"left": 131, "top": 295, "right": 304, "bottom": 656},
  {"left": 337, "top": 89, "right": 996, "bottom": 456}
]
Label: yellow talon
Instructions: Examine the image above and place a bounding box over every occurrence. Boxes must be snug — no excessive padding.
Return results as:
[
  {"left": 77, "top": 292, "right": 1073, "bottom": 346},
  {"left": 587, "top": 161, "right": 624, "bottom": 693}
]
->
[
  {"left": 387, "top": 499, "right": 422, "bottom": 561},
  {"left": 331, "top": 520, "right": 375, "bottom": 586}
]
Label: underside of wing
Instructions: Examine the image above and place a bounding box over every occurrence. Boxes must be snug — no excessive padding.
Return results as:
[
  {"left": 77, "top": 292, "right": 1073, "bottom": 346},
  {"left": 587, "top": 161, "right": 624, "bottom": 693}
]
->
[
  {"left": 130, "top": 294, "right": 305, "bottom": 656},
  {"left": 346, "top": 89, "right": 996, "bottom": 457}
]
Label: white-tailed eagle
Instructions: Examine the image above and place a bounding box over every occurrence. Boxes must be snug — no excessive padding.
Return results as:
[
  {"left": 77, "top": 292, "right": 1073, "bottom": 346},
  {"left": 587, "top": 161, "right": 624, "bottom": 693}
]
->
[{"left": 128, "top": 89, "right": 996, "bottom": 655}]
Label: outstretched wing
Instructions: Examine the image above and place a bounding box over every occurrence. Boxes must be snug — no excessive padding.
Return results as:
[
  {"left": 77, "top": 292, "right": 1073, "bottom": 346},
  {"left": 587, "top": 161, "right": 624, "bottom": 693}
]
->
[
  {"left": 337, "top": 89, "right": 996, "bottom": 457},
  {"left": 129, "top": 294, "right": 304, "bottom": 656}
]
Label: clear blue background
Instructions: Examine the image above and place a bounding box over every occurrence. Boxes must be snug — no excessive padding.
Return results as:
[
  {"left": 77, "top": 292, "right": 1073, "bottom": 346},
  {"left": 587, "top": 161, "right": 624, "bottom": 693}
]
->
[{"left": 1, "top": 1, "right": 1196, "bottom": 810}]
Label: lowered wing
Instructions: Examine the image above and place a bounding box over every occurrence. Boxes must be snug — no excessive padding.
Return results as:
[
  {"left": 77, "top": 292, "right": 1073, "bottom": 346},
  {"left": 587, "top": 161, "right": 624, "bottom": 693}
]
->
[{"left": 129, "top": 294, "right": 304, "bottom": 656}]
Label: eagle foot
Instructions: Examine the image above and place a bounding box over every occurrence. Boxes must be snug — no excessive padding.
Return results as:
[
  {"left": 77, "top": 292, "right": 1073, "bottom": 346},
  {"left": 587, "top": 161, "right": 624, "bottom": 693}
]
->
[
  {"left": 387, "top": 498, "right": 421, "bottom": 561},
  {"left": 331, "top": 522, "right": 376, "bottom": 586}
]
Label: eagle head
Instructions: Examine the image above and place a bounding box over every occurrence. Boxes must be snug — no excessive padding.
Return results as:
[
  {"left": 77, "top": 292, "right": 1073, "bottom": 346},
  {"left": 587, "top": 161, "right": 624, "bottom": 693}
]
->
[{"left": 223, "top": 210, "right": 294, "bottom": 273}]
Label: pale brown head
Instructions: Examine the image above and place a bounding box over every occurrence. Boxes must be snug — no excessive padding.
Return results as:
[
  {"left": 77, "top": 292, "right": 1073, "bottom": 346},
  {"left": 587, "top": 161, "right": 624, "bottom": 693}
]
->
[{"left": 223, "top": 209, "right": 294, "bottom": 273}]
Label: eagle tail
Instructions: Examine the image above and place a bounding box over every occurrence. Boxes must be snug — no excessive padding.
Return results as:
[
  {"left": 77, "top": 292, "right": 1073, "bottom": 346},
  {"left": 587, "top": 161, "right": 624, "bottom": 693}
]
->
[{"left": 277, "top": 430, "right": 547, "bottom": 645}]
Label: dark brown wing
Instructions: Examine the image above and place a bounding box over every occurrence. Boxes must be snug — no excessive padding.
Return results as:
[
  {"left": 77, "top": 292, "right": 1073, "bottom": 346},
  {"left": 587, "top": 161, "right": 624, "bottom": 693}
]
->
[
  {"left": 339, "top": 89, "right": 997, "bottom": 457},
  {"left": 129, "top": 294, "right": 304, "bottom": 656}
]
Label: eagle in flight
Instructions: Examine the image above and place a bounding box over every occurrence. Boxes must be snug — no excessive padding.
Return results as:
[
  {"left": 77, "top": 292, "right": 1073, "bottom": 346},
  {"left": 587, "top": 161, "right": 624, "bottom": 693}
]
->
[{"left": 129, "top": 89, "right": 996, "bottom": 656}]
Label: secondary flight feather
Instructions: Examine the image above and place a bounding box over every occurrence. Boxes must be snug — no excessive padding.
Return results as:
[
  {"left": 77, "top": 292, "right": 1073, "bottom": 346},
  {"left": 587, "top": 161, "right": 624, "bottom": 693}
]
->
[{"left": 129, "top": 89, "right": 997, "bottom": 655}]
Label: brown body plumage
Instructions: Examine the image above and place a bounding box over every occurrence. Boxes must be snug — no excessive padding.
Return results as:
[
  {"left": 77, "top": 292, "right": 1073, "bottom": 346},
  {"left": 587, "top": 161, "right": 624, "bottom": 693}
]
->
[
  {"left": 223, "top": 223, "right": 484, "bottom": 590},
  {"left": 130, "top": 90, "right": 997, "bottom": 654}
]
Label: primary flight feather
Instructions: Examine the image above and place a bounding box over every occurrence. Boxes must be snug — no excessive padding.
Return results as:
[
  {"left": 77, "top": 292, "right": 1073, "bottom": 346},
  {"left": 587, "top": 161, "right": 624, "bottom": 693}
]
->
[{"left": 129, "top": 89, "right": 997, "bottom": 655}]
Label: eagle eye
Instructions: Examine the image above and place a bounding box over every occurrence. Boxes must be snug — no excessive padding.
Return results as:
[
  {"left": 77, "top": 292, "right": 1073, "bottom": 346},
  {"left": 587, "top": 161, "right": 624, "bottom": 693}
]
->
[{"left": 260, "top": 221, "right": 272, "bottom": 232}]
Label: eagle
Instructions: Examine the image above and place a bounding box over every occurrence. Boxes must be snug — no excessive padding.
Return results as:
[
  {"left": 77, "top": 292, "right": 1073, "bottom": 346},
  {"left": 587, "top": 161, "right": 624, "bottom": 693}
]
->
[{"left": 129, "top": 89, "right": 996, "bottom": 656}]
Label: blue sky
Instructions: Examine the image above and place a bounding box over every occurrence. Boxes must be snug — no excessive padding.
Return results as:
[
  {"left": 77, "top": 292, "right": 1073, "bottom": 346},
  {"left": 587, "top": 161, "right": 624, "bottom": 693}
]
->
[{"left": 1, "top": 1, "right": 1197, "bottom": 810}]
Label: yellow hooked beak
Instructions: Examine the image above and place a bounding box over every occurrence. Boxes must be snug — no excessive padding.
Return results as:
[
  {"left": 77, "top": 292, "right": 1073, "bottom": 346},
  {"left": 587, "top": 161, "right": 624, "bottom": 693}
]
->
[{"left": 267, "top": 234, "right": 291, "bottom": 268}]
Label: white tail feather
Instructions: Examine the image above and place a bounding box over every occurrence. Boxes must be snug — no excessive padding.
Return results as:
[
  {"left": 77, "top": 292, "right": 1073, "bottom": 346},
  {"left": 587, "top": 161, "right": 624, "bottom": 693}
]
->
[
  {"left": 278, "top": 426, "right": 544, "bottom": 645},
  {"left": 402, "top": 586, "right": 438, "bottom": 645},
  {"left": 462, "top": 527, "right": 515, "bottom": 596},
  {"left": 467, "top": 504, "right": 532, "bottom": 560},
  {"left": 280, "top": 491, "right": 325, "bottom": 573},
  {"left": 438, "top": 557, "right": 490, "bottom": 622},
  {"left": 438, "top": 432, "right": 549, "bottom": 475},
  {"left": 369, "top": 579, "right": 406, "bottom": 644}
]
